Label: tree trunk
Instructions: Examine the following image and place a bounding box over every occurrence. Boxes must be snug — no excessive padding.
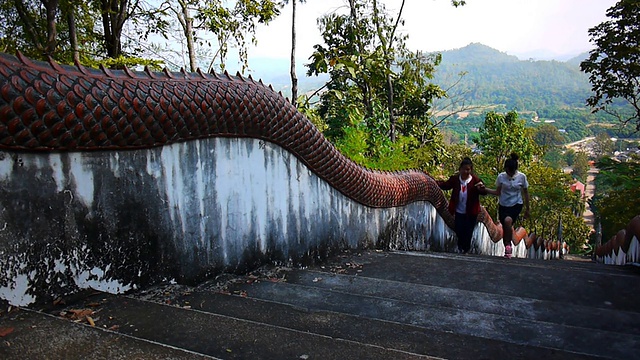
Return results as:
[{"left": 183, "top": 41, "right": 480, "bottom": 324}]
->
[
  {"left": 101, "top": 0, "right": 128, "bottom": 59},
  {"left": 44, "top": 0, "right": 59, "bottom": 56},
  {"left": 348, "top": 0, "right": 373, "bottom": 117},
  {"left": 180, "top": 0, "right": 196, "bottom": 72},
  {"left": 67, "top": 5, "right": 79, "bottom": 63},
  {"left": 373, "top": 0, "right": 405, "bottom": 142},
  {"left": 290, "top": 0, "right": 298, "bottom": 107},
  {"left": 14, "top": 0, "right": 48, "bottom": 55},
  {"left": 386, "top": 70, "right": 395, "bottom": 142}
]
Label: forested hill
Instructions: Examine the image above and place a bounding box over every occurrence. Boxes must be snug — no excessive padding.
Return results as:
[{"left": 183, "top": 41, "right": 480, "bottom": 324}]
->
[{"left": 431, "top": 43, "right": 592, "bottom": 111}]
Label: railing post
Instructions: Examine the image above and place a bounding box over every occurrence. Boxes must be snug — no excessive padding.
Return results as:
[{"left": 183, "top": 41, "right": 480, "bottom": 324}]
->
[
  {"left": 592, "top": 219, "right": 602, "bottom": 262},
  {"left": 557, "top": 217, "right": 563, "bottom": 260}
]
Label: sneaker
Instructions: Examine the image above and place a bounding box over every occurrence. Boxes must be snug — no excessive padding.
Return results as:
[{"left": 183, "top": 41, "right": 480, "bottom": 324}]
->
[{"left": 504, "top": 245, "right": 512, "bottom": 258}]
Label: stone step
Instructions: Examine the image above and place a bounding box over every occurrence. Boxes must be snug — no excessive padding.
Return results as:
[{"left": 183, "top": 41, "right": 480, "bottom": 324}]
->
[
  {"left": 42, "top": 293, "right": 441, "bottom": 360},
  {"left": 219, "top": 250, "right": 640, "bottom": 359},
  {"left": 221, "top": 276, "right": 638, "bottom": 359},
  {"left": 0, "top": 307, "right": 213, "bottom": 360},
  {"left": 168, "top": 287, "right": 600, "bottom": 360},
  {"left": 2, "top": 250, "right": 638, "bottom": 360}
]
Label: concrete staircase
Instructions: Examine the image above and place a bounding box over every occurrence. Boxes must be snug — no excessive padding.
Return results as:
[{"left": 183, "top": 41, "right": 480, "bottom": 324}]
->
[{"left": 2, "top": 250, "right": 639, "bottom": 360}]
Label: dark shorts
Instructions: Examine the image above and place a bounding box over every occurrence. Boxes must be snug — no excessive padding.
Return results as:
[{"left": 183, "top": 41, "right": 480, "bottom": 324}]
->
[{"left": 499, "top": 203, "right": 523, "bottom": 225}]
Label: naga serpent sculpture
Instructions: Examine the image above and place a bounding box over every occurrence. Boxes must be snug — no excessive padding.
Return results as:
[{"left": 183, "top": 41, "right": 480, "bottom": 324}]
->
[{"left": 0, "top": 51, "right": 507, "bottom": 247}]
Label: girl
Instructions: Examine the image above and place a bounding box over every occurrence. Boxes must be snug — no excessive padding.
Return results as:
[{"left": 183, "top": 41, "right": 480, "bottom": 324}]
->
[
  {"left": 484, "top": 153, "right": 530, "bottom": 258},
  {"left": 437, "top": 157, "right": 487, "bottom": 253}
]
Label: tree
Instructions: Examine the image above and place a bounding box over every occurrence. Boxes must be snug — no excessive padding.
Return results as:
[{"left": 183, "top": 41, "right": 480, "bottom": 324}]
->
[
  {"left": 12, "top": 0, "right": 59, "bottom": 57},
  {"left": 522, "top": 162, "right": 591, "bottom": 252},
  {"left": 571, "top": 151, "right": 590, "bottom": 182},
  {"left": 591, "top": 157, "right": 640, "bottom": 242},
  {"left": 94, "top": 0, "right": 173, "bottom": 61},
  {"left": 581, "top": 0, "right": 640, "bottom": 130},
  {"left": 592, "top": 132, "right": 615, "bottom": 158},
  {"left": 0, "top": 0, "right": 164, "bottom": 66},
  {"left": 564, "top": 148, "right": 576, "bottom": 166},
  {"left": 475, "top": 111, "right": 537, "bottom": 175},
  {"left": 164, "top": 0, "right": 198, "bottom": 72},
  {"left": 0, "top": 0, "right": 99, "bottom": 62},
  {"left": 542, "top": 148, "right": 567, "bottom": 170},
  {"left": 280, "top": 0, "right": 306, "bottom": 107},
  {"left": 196, "top": 0, "right": 280, "bottom": 73},
  {"left": 306, "top": 0, "right": 458, "bottom": 169},
  {"left": 307, "top": 0, "right": 464, "bottom": 145},
  {"left": 372, "top": 0, "right": 399, "bottom": 141},
  {"left": 534, "top": 123, "right": 565, "bottom": 153}
]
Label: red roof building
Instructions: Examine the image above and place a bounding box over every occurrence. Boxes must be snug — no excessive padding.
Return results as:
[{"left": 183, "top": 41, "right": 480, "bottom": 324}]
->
[{"left": 570, "top": 181, "right": 585, "bottom": 196}]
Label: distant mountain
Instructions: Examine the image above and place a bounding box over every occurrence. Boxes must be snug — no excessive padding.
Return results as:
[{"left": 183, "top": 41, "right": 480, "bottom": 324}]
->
[
  {"left": 431, "top": 43, "right": 592, "bottom": 111},
  {"left": 437, "top": 43, "right": 520, "bottom": 64},
  {"left": 247, "top": 43, "right": 592, "bottom": 108},
  {"left": 566, "top": 52, "right": 590, "bottom": 67},
  {"left": 237, "top": 58, "right": 328, "bottom": 100}
]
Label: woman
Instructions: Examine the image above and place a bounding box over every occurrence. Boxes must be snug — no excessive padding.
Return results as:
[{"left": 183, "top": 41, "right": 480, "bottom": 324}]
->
[
  {"left": 484, "top": 153, "right": 530, "bottom": 258},
  {"left": 437, "top": 157, "right": 486, "bottom": 254}
]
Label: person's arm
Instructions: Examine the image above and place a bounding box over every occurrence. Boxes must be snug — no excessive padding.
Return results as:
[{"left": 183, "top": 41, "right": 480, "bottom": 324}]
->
[
  {"left": 522, "top": 187, "right": 530, "bottom": 219},
  {"left": 482, "top": 174, "right": 502, "bottom": 196},
  {"left": 437, "top": 176, "right": 454, "bottom": 190},
  {"left": 474, "top": 180, "right": 486, "bottom": 194},
  {"left": 483, "top": 186, "right": 500, "bottom": 196},
  {"left": 482, "top": 183, "right": 501, "bottom": 196}
]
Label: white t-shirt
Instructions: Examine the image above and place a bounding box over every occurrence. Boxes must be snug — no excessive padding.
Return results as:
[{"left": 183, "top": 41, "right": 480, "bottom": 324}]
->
[
  {"left": 456, "top": 175, "right": 471, "bottom": 214},
  {"left": 496, "top": 171, "right": 528, "bottom": 207}
]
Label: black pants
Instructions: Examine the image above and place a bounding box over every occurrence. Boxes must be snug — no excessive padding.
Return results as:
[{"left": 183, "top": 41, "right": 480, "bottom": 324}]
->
[
  {"left": 455, "top": 212, "right": 477, "bottom": 253},
  {"left": 498, "top": 203, "right": 523, "bottom": 225}
]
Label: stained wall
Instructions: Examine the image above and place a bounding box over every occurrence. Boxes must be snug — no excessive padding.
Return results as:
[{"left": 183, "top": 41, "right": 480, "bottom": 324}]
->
[{"left": 0, "top": 137, "right": 457, "bottom": 306}]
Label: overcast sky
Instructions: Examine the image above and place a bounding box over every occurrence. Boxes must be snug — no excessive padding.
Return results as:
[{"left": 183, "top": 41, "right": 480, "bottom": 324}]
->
[{"left": 247, "top": 0, "right": 617, "bottom": 62}]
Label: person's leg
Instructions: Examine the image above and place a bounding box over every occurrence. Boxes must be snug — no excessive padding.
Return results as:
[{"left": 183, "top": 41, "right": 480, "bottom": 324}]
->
[
  {"left": 503, "top": 216, "right": 513, "bottom": 246},
  {"left": 454, "top": 214, "right": 466, "bottom": 252},
  {"left": 501, "top": 204, "right": 523, "bottom": 258},
  {"left": 461, "top": 215, "right": 476, "bottom": 253}
]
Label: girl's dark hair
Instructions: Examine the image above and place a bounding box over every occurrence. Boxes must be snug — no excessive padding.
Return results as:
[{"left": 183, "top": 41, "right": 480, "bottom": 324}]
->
[
  {"left": 459, "top": 157, "right": 473, "bottom": 169},
  {"left": 504, "top": 153, "right": 519, "bottom": 172}
]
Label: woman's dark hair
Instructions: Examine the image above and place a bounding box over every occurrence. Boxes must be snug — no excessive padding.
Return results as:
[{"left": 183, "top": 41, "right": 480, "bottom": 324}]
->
[
  {"left": 459, "top": 157, "right": 473, "bottom": 169},
  {"left": 504, "top": 153, "right": 519, "bottom": 172}
]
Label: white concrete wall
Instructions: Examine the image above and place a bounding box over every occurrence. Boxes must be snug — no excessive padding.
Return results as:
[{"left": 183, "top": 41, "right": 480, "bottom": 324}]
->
[{"left": 0, "top": 137, "right": 454, "bottom": 306}]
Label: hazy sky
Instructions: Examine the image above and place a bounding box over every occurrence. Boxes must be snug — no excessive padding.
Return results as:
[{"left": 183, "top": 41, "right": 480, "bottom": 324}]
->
[{"left": 248, "top": 0, "right": 617, "bottom": 62}]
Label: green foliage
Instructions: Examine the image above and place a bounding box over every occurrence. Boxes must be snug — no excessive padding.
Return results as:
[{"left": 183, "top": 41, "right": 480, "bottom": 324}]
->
[
  {"left": 0, "top": 0, "right": 281, "bottom": 71},
  {"left": 335, "top": 124, "right": 370, "bottom": 167},
  {"left": 542, "top": 148, "right": 567, "bottom": 170},
  {"left": 305, "top": 0, "right": 449, "bottom": 171},
  {"left": 463, "top": 149, "right": 591, "bottom": 251},
  {"left": 408, "top": 127, "right": 448, "bottom": 173},
  {"left": 430, "top": 44, "right": 638, "bottom": 143},
  {"left": 83, "top": 55, "right": 164, "bottom": 70},
  {"left": 476, "top": 159, "right": 591, "bottom": 251},
  {"left": 367, "top": 135, "right": 417, "bottom": 171},
  {"left": 571, "top": 151, "right": 590, "bottom": 182},
  {"left": 196, "top": 0, "right": 280, "bottom": 72},
  {"left": 592, "top": 132, "right": 615, "bottom": 159},
  {"left": 533, "top": 123, "right": 567, "bottom": 169},
  {"left": 433, "top": 144, "right": 476, "bottom": 178},
  {"left": 581, "top": 0, "right": 640, "bottom": 130},
  {"left": 0, "top": 0, "right": 102, "bottom": 63},
  {"left": 476, "top": 111, "right": 537, "bottom": 174},
  {"left": 565, "top": 148, "right": 576, "bottom": 166},
  {"left": 534, "top": 123, "right": 565, "bottom": 153},
  {"left": 591, "top": 157, "right": 640, "bottom": 242},
  {"left": 296, "top": 95, "right": 328, "bottom": 133}
]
